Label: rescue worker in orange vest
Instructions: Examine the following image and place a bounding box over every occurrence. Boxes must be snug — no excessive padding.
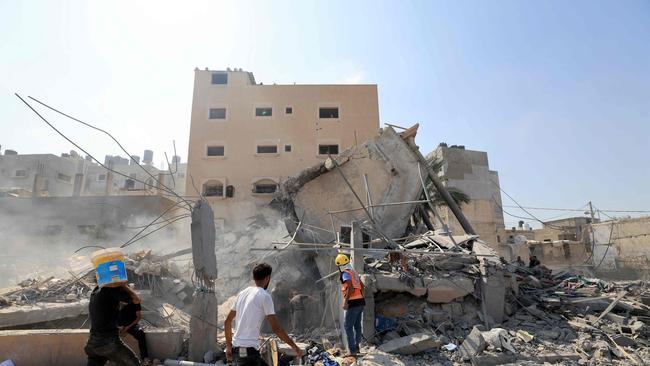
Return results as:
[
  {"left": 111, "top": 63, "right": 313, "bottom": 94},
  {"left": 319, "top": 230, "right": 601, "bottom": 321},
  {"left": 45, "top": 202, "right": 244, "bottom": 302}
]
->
[{"left": 336, "top": 253, "right": 365, "bottom": 356}]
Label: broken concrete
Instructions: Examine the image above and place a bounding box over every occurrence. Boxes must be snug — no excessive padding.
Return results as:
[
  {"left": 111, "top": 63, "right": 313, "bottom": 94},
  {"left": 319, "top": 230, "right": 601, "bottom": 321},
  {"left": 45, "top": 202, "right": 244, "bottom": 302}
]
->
[
  {"left": 0, "top": 328, "right": 184, "bottom": 366},
  {"left": 373, "top": 273, "right": 427, "bottom": 297},
  {"left": 377, "top": 333, "right": 445, "bottom": 355},
  {"left": 424, "top": 276, "right": 474, "bottom": 303},
  {"left": 273, "top": 127, "right": 425, "bottom": 244},
  {"left": 0, "top": 300, "right": 88, "bottom": 328},
  {"left": 459, "top": 326, "right": 486, "bottom": 360}
]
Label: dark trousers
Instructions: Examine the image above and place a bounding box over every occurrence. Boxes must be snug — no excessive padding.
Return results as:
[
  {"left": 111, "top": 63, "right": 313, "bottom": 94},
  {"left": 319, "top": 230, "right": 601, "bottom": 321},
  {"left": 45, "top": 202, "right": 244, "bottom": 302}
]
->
[
  {"left": 127, "top": 324, "right": 149, "bottom": 359},
  {"left": 233, "top": 347, "right": 261, "bottom": 366},
  {"left": 85, "top": 335, "right": 140, "bottom": 366},
  {"left": 344, "top": 305, "right": 364, "bottom": 354}
]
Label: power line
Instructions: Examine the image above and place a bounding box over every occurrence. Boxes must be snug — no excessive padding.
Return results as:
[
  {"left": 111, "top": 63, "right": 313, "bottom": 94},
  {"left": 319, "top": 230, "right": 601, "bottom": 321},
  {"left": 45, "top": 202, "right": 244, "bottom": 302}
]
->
[
  {"left": 122, "top": 213, "right": 190, "bottom": 248},
  {"left": 121, "top": 200, "right": 189, "bottom": 247},
  {"left": 503, "top": 204, "right": 650, "bottom": 214},
  {"left": 15, "top": 93, "right": 191, "bottom": 211},
  {"left": 27, "top": 95, "right": 191, "bottom": 210}
]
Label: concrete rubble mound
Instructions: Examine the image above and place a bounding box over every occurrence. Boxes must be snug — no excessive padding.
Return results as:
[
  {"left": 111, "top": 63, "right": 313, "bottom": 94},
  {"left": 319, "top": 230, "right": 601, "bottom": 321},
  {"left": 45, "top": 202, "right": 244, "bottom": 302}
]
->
[{"left": 2, "top": 126, "right": 650, "bottom": 366}]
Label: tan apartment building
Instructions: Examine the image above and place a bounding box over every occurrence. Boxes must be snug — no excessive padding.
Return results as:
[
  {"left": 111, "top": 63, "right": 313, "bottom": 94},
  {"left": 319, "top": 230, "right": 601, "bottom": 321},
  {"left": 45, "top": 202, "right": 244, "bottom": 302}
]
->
[
  {"left": 185, "top": 69, "right": 380, "bottom": 226},
  {"left": 428, "top": 144, "right": 506, "bottom": 246}
]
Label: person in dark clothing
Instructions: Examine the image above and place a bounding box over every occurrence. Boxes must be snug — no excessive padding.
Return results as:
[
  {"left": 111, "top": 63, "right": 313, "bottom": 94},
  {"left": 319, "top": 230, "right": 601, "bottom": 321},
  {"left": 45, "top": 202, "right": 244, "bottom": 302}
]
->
[
  {"left": 529, "top": 256, "right": 541, "bottom": 268},
  {"left": 118, "top": 301, "right": 149, "bottom": 364},
  {"left": 85, "top": 283, "right": 141, "bottom": 366}
]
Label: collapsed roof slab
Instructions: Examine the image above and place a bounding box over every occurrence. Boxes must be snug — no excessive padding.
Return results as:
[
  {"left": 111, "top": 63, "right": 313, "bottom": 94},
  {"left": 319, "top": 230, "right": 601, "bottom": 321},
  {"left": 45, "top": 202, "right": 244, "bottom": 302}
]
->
[
  {"left": 0, "top": 300, "right": 89, "bottom": 329},
  {"left": 273, "top": 126, "right": 424, "bottom": 244}
]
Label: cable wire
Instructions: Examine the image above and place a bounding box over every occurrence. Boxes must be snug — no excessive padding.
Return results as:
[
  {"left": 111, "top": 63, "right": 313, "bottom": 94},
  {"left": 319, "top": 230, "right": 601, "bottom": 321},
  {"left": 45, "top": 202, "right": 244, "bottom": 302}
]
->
[
  {"left": 26, "top": 95, "right": 191, "bottom": 210},
  {"left": 15, "top": 94, "right": 192, "bottom": 212}
]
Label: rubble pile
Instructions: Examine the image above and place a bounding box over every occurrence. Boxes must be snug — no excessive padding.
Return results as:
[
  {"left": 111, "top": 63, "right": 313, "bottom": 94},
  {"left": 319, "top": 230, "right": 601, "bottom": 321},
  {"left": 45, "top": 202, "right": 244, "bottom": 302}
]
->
[
  {"left": 0, "top": 272, "right": 95, "bottom": 308},
  {"left": 0, "top": 249, "right": 195, "bottom": 333}
]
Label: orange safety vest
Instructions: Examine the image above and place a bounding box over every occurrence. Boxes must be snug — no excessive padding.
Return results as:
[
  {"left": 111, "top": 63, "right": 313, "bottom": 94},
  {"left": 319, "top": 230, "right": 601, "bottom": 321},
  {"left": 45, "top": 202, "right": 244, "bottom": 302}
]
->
[{"left": 341, "top": 269, "right": 364, "bottom": 301}]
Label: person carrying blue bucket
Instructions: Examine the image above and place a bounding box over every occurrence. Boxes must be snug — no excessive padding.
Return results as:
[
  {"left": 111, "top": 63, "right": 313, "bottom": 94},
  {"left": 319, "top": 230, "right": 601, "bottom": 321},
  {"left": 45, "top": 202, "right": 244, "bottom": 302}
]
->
[{"left": 84, "top": 248, "right": 142, "bottom": 366}]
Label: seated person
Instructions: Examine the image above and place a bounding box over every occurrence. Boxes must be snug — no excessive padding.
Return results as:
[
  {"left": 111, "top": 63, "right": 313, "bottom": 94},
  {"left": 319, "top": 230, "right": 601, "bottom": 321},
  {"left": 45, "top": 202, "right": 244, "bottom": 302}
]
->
[{"left": 118, "top": 298, "right": 150, "bottom": 365}]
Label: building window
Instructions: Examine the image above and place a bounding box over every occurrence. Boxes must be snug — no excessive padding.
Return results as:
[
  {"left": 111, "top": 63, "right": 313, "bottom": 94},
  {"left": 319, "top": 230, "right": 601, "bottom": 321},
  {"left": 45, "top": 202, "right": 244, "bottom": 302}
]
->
[
  {"left": 97, "top": 174, "right": 106, "bottom": 181},
  {"left": 207, "top": 146, "right": 225, "bottom": 157},
  {"left": 57, "top": 173, "right": 72, "bottom": 183},
  {"left": 285, "top": 145, "right": 292, "bottom": 152},
  {"left": 13, "top": 169, "right": 27, "bottom": 177},
  {"left": 318, "top": 144, "right": 339, "bottom": 155},
  {"left": 203, "top": 180, "right": 224, "bottom": 197},
  {"left": 319, "top": 107, "right": 339, "bottom": 119},
  {"left": 145, "top": 178, "right": 156, "bottom": 189},
  {"left": 252, "top": 179, "right": 278, "bottom": 194},
  {"left": 255, "top": 107, "right": 273, "bottom": 117},
  {"left": 285, "top": 106, "right": 293, "bottom": 115},
  {"left": 209, "top": 108, "right": 227, "bottom": 119},
  {"left": 257, "top": 145, "right": 278, "bottom": 154},
  {"left": 211, "top": 72, "right": 228, "bottom": 85}
]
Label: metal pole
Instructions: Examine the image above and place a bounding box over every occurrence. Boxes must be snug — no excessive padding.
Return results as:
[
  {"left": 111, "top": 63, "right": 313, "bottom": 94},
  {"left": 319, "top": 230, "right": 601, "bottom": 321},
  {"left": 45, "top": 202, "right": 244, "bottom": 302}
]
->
[
  {"left": 328, "top": 200, "right": 430, "bottom": 214},
  {"left": 328, "top": 156, "right": 400, "bottom": 249},
  {"left": 411, "top": 147, "right": 476, "bottom": 235}
]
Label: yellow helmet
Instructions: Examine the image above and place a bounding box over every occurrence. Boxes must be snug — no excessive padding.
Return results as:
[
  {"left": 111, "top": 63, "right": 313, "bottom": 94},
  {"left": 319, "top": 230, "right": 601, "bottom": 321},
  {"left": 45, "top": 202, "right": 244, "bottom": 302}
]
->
[{"left": 335, "top": 253, "right": 350, "bottom": 267}]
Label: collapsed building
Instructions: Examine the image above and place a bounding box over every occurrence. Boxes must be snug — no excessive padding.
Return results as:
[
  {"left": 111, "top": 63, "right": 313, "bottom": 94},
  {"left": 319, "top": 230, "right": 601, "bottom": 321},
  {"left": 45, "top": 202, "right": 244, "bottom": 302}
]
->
[{"left": 2, "top": 125, "right": 650, "bottom": 365}]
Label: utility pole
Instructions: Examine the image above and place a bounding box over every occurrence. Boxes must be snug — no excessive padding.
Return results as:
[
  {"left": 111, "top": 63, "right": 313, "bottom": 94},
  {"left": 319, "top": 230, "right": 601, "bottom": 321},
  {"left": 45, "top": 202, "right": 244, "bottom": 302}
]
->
[
  {"left": 588, "top": 201, "right": 596, "bottom": 222},
  {"left": 587, "top": 201, "right": 596, "bottom": 255}
]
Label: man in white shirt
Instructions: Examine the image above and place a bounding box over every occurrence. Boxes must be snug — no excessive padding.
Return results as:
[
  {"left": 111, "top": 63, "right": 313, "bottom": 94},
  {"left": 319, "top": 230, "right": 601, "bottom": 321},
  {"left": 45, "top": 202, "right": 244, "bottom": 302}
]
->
[{"left": 225, "top": 262, "right": 304, "bottom": 365}]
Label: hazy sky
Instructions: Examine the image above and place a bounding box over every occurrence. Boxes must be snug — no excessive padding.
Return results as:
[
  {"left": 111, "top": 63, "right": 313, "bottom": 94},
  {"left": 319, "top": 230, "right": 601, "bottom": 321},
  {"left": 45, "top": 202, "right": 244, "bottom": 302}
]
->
[{"left": 1, "top": 1, "right": 649, "bottom": 227}]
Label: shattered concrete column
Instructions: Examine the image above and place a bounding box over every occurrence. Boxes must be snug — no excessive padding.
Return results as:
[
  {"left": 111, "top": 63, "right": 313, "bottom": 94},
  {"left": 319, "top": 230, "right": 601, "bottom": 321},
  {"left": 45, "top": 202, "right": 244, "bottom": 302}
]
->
[
  {"left": 350, "top": 221, "right": 364, "bottom": 275},
  {"left": 361, "top": 274, "right": 376, "bottom": 341},
  {"left": 189, "top": 199, "right": 218, "bottom": 361}
]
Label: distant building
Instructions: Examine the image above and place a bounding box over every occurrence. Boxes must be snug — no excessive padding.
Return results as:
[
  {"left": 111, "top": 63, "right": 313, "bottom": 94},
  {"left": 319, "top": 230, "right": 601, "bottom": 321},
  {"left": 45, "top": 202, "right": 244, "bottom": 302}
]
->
[
  {"left": 185, "top": 68, "right": 380, "bottom": 225},
  {"left": 0, "top": 149, "right": 185, "bottom": 197},
  {"left": 428, "top": 144, "right": 505, "bottom": 246},
  {"left": 533, "top": 216, "right": 597, "bottom": 242}
]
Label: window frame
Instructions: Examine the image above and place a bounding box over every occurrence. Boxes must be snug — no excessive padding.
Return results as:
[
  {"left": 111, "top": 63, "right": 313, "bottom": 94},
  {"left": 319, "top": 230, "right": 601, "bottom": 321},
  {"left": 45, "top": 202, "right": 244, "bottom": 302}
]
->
[
  {"left": 56, "top": 172, "right": 72, "bottom": 184},
  {"left": 12, "top": 169, "right": 28, "bottom": 178},
  {"left": 202, "top": 178, "right": 227, "bottom": 198},
  {"left": 254, "top": 105, "right": 273, "bottom": 118},
  {"left": 317, "top": 104, "right": 341, "bottom": 120},
  {"left": 211, "top": 72, "right": 228, "bottom": 85},
  {"left": 256, "top": 145, "right": 278, "bottom": 154},
  {"left": 206, "top": 145, "right": 226, "bottom": 157},
  {"left": 208, "top": 107, "right": 228, "bottom": 120},
  {"left": 318, "top": 144, "right": 340, "bottom": 156},
  {"left": 251, "top": 178, "right": 279, "bottom": 195}
]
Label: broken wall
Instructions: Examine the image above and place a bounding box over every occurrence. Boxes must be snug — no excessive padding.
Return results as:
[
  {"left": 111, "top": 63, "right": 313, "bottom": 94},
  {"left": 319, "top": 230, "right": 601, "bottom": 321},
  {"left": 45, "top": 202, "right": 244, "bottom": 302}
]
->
[{"left": 592, "top": 217, "right": 650, "bottom": 278}]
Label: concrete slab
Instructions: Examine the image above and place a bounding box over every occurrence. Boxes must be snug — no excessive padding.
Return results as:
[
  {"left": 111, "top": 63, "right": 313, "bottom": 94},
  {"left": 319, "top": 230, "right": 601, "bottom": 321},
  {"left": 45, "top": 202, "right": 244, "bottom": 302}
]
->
[
  {"left": 459, "top": 326, "right": 486, "bottom": 360},
  {"left": 0, "top": 300, "right": 88, "bottom": 328},
  {"left": 424, "top": 276, "right": 474, "bottom": 303},
  {"left": 0, "top": 328, "right": 184, "bottom": 366},
  {"left": 374, "top": 273, "right": 427, "bottom": 297},
  {"left": 378, "top": 333, "right": 445, "bottom": 355}
]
